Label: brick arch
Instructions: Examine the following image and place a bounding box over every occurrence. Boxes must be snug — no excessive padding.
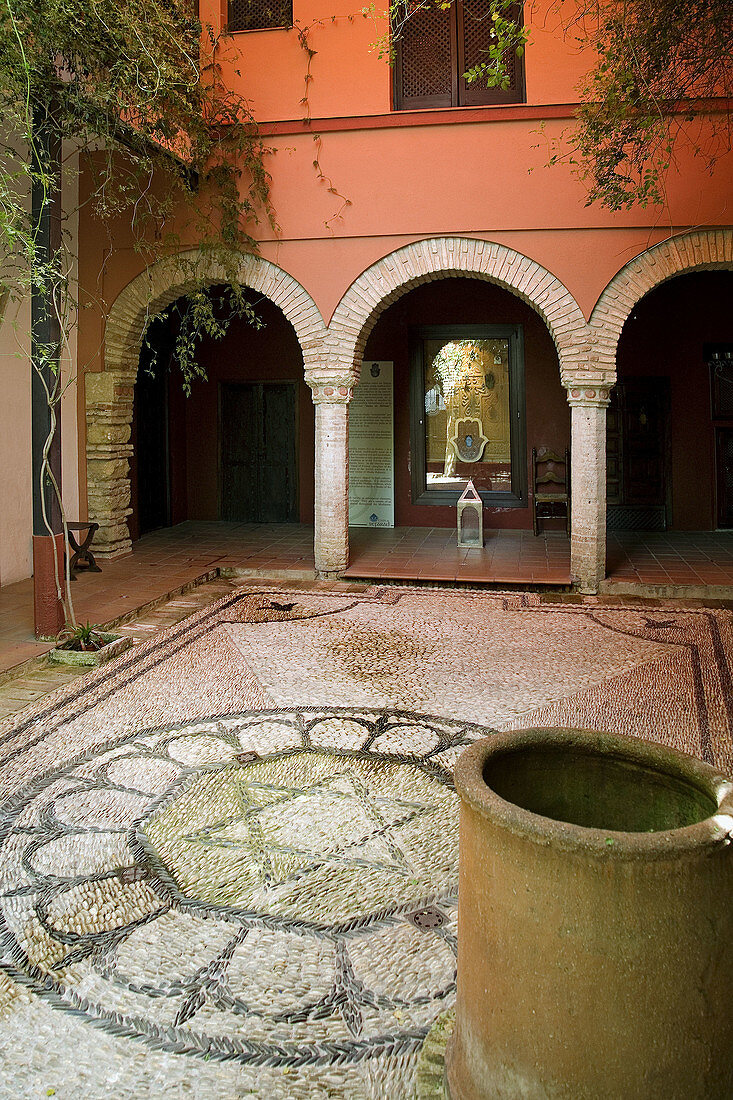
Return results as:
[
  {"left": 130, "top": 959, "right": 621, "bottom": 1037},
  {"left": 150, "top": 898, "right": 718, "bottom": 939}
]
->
[
  {"left": 590, "top": 228, "right": 733, "bottom": 372},
  {"left": 327, "top": 237, "right": 589, "bottom": 384},
  {"left": 104, "top": 249, "right": 328, "bottom": 376},
  {"left": 88, "top": 251, "right": 328, "bottom": 558}
]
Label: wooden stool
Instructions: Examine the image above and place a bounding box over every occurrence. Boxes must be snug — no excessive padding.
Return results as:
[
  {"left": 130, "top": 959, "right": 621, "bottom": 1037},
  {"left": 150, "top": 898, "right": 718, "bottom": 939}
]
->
[{"left": 66, "top": 521, "right": 101, "bottom": 578}]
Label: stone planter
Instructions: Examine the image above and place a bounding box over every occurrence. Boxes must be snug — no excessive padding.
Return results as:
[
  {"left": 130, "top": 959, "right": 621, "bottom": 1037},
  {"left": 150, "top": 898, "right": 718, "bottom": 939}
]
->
[
  {"left": 447, "top": 728, "right": 733, "bottom": 1100},
  {"left": 49, "top": 632, "right": 132, "bottom": 667}
]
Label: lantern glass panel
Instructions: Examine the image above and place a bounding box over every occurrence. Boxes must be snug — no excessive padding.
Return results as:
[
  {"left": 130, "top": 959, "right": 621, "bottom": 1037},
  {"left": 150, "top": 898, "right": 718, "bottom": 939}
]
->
[{"left": 458, "top": 502, "right": 482, "bottom": 546}]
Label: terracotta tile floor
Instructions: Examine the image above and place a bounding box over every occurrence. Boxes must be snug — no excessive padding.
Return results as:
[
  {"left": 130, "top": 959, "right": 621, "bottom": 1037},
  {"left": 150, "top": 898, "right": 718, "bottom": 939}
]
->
[
  {"left": 4, "top": 522, "right": 733, "bottom": 677},
  {"left": 344, "top": 527, "right": 571, "bottom": 584},
  {"left": 0, "top": 522, "right": 314, "bottom": 675},
  {"left": 606, "top": 531, "right": 733, "bottom": 587}
]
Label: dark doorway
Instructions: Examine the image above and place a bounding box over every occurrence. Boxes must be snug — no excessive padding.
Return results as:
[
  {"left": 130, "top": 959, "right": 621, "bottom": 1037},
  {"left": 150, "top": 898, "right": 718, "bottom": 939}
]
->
[
  {"left": 220, "top": 382, "right": 298, "bottom": 522},
  {"left": 607, "top": 378, "right": 670, "bottom": 530},
  {"left": 134, "top": 361, "right": 171, "bottom": 537},
  {"left": 716, "top": 430, "right": 733, "bottom": 528}
]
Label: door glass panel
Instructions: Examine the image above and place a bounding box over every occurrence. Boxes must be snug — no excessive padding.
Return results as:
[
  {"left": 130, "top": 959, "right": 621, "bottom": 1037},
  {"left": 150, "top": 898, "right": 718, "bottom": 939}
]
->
[{"left": 424, "top": 336, "right": 511, "bottom": 494}]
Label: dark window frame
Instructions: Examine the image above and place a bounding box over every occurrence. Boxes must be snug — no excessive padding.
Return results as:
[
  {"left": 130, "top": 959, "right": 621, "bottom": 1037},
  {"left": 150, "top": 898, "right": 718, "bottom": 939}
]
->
[
  {"left": 708, "top": 343, "right": 733, "bottom": 419},
  {"left": 409, "top": 323, "right": 527, "bottom": 508},
  {"left": 393, "top": 1, "right": 525, "bottom": 111}
]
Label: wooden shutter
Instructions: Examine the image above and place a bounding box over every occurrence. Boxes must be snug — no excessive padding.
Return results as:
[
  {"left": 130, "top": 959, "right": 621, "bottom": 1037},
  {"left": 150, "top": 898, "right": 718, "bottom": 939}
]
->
[
  {"left": 394, "top": 3, "right": 456, "bottom": 110},
  {"left": 458, "top": 0, "right": 524, "bottom": 105},
  {"left": 227, "top": 0, "right": 292, "bottom": 32},
  {"left": 394, "top": 1, "right": 524, "bottom": 110}
]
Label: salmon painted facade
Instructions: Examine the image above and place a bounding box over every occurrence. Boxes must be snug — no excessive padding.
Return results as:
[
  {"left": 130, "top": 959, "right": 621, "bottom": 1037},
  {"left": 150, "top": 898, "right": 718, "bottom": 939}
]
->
[{"left": 68, "top": 0, "right": 733, "bottom": 592}]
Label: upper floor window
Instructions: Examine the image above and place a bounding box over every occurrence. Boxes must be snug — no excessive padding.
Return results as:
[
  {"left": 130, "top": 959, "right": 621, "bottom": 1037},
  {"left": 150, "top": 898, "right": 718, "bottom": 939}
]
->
[
  {"left": 393, "top": 0, "right": 524, "bottom": 110},
  {"left": 227, "top": 0, "right": 292, "bottom": 32}
]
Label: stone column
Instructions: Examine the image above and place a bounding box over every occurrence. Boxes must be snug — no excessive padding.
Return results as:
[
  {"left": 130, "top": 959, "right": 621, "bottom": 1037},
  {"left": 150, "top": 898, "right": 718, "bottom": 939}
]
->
[
  {"left": 566, "top": 385, "right": 611, "bottom": 594},
  {"left": 85, "top": 370, "right": 135, "bottom": 558},
  {"left": 308, "top": 380, "right": 353, "bottom": 577}
]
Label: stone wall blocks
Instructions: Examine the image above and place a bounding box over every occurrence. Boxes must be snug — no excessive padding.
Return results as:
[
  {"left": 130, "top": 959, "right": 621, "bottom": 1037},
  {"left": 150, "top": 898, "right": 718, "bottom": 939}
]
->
[
  {"left": 87, "top": 487, "right": 130, "bottom": 508},
  {"left": 87, "top": 459, "right": 131, "bottom": 482},
  {"left": 94, "top": 543, "right": 132, "bottom": 560},
  {"left": 86, "top": 424, "right": 131, "bottom": 447},
  {"left": 85, "top": 445, "right": 134, "bottom": 464},
  {"left": 95, "top": 524, "right": 132, "bottom": 542}
]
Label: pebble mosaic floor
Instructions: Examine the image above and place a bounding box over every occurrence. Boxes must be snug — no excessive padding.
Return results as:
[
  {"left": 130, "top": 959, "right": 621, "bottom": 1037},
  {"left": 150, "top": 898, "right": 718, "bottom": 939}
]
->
[{"left": 0, "top": 584, "right": 731, "bottom": 1098}]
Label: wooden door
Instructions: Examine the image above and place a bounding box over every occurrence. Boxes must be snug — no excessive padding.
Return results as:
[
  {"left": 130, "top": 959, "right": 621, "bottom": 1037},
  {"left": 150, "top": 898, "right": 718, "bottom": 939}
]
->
[
  {"left": 607, "top": 379, "right": 670, "bottom": 529},
  {"left": 259, "top": 383, "right": 298, "bottom": 521},
  {"left": 220, "top": 382, "right": 297, "bottom": 522},
  {"left": 220, "top": 383, "right": 259, "bottom": 522}
]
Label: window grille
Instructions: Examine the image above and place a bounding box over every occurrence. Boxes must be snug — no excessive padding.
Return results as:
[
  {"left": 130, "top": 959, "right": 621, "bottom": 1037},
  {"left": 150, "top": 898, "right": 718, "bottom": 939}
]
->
[
  {"left": 399, "top": 3, "right": 454, "bottom": 106},
  {"left": 227, "top": 0, "right": 292, "bottom": 32},
  {"left": 394, "top": 0, "right": 524, "bottom": 110}
]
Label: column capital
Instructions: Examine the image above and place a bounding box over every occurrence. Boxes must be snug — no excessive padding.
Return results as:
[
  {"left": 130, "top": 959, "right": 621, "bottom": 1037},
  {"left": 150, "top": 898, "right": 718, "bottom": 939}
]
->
[
  {"left": 565, "top": 385, "right": 611, "bottom": 409},
  {"left": 85, "top": 369, "right": 137, "bottom": 408},
  {"left": 307, "top": 378, "right": 354, "bottom": 405}
]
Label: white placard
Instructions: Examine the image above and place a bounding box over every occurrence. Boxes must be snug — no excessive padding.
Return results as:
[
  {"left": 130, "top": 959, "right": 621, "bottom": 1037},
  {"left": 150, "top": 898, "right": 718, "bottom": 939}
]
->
[{"left": 348, "top": 361, "right": 394, "bottom": 528}]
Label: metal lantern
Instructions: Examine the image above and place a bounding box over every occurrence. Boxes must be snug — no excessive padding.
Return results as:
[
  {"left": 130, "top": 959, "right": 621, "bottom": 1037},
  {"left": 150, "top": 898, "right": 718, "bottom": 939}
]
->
[{"left": 457, "top": 479, "right": 483, "bottom": 548}]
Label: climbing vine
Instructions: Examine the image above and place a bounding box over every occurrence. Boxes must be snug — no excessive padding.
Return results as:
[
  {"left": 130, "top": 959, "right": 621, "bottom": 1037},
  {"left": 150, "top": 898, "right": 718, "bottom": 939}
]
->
[
  {"left": 385, "top": 0, "right": 732, "bottom": 210},
  {"left": 294, "top": 13, "right": 371, "bottom": 230},
  {"left": 0, "top": 0, "right": 275, "bottom": 625}
]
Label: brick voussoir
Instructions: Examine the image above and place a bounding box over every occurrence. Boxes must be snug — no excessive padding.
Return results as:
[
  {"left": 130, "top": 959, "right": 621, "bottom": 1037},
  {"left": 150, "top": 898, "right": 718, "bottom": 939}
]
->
[{"left": 592, "top": 229, "right": 733, "bottom": 347}]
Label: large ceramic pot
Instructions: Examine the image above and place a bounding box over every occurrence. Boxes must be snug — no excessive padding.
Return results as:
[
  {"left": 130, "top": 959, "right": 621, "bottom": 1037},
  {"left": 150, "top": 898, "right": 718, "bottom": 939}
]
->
[{"left": 446, "top": 728, "right": 733, "bottom": 1100}]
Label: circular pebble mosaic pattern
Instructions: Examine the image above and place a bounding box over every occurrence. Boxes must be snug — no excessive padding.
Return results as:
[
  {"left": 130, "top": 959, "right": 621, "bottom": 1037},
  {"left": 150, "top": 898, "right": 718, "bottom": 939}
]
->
[{"left": 0, "top": 708, "right": 487, "bottom": 1072}]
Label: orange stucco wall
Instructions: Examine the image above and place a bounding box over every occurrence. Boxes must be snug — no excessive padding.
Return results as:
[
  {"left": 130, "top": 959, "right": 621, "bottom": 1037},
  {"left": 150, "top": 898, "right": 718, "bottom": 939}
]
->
[
  {"left": 203, "top": 0, "right": 591, "bottom": 121},
  {"left": 76, "top": 1, "right": 733, "bottom": 533}
]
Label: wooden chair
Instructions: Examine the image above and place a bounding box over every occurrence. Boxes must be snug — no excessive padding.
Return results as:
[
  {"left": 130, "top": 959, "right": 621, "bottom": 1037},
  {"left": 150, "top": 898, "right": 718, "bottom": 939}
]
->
[{"left": 532, "top": 448, "right": 570, "bottom": 536}]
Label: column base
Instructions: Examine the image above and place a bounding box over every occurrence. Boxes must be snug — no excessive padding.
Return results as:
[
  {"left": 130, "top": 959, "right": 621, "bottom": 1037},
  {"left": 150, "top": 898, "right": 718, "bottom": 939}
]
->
[
  {"left": 316, "top": 568, "right": 346, "bottom": 580},
  {"left": 575, "top": 581, "right": 600, "bottom": 596},
  {"left": 94, "top": 540, "right": 133, "bottom": 560},
  {"left": 33, "top": 533, "right": 66, "bottom": 639}
]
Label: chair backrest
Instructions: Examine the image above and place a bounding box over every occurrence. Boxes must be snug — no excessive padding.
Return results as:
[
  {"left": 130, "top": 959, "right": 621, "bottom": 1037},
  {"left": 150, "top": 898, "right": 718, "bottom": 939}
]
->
[{"left": 532, "top": 448, "right": 569, "bottom": 495}]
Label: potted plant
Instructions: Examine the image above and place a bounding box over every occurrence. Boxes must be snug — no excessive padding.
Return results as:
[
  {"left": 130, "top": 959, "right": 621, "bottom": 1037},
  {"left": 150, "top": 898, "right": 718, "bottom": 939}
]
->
[{"left": 50, "top": 621, "right": 132, "bottom": 667}]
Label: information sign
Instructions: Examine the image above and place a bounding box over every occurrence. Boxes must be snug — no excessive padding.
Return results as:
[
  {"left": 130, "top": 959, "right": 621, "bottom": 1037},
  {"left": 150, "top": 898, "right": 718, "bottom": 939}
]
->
[{"left": 348, "top": 361, "right": 394, "bottom": 528}]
